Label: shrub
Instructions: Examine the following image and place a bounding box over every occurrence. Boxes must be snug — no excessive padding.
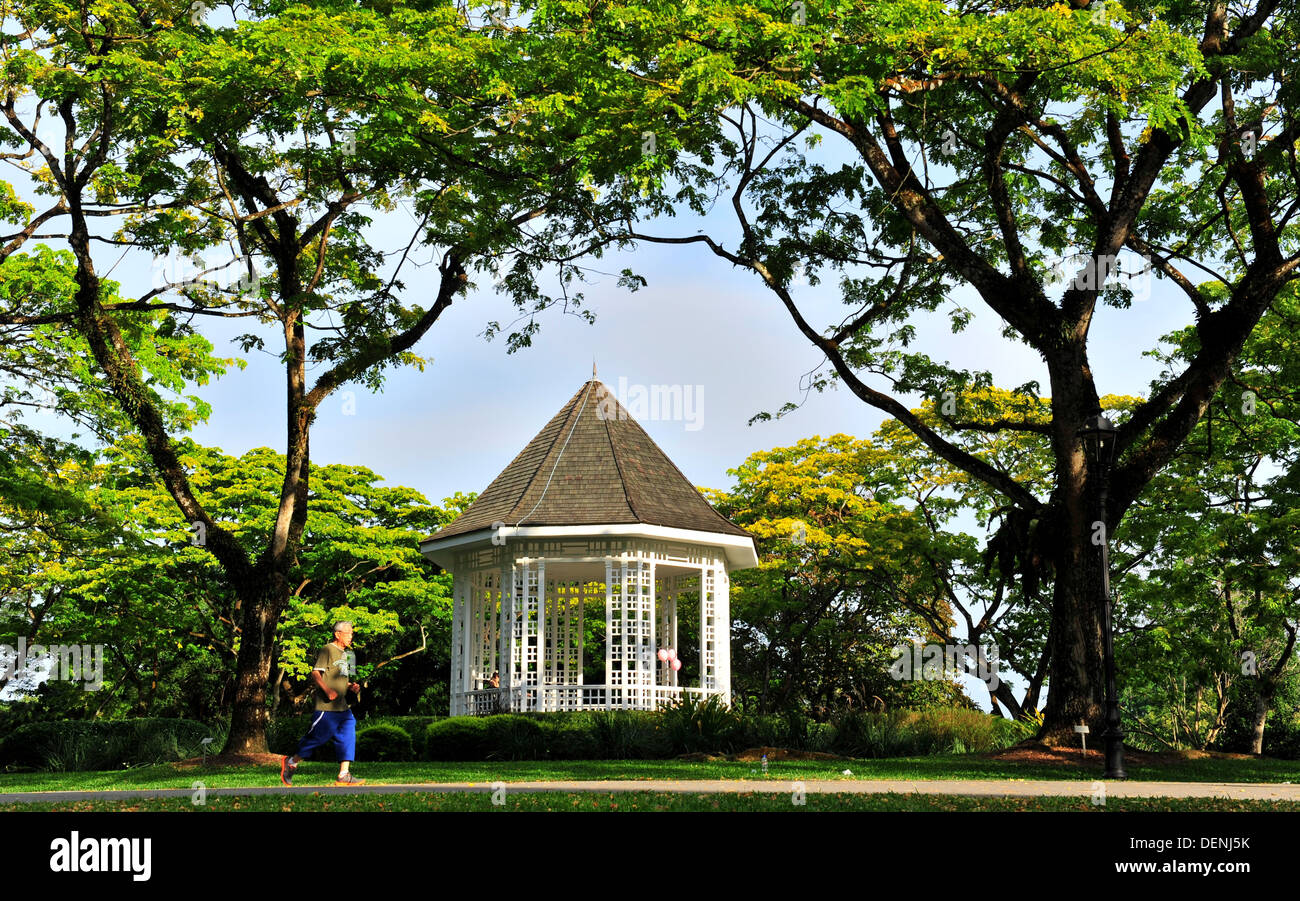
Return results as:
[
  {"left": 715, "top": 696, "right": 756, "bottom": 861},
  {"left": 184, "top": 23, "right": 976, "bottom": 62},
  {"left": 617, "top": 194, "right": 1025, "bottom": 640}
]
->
[
  {"left": 364, "top": 715, "right": 443, "bottom": 740},
  {"left": 591, "top": 710, "right": 670, "bottom": 759},
  {"left": 0, "top": 718, "right": 214, "bottom": 771},
  {"left": 660, "top": 695, "right": 743, "bottom": 754},
  {"left": 485, "top": 715, "right": 545, "bottom": 760},
  {"left": 1263, "top": 721, "right": 1300, "bottom": 760},
  {"left": 740, "top": 714, "right": 785, "bottom": 749},
  {"left": 356, "top": 724, "right": 416, "bottom": 762},
  {"left": 538, "top": 713, "right": 601, "bottom": 759},
  {"left": 994, "top": 711, "right": 1039, "bottom": 747},
  {"left": 805, "top": 722, "right": 836, "bottom": 752},
  {"left": 831, "top": 708, "right": 1010, "bottom": 758},
  {"left": 424, "top": 717, "right": 492, "bottom": 761}
]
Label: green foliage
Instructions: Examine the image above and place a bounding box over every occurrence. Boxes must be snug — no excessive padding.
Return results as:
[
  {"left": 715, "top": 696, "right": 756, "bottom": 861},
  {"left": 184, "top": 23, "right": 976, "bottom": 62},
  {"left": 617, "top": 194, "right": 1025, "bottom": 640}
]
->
[
  {"left": 1000, "top": 708, "right": 1044, "bottom": 746},
  {"left": 589, "top": 710, "right": 671, "bottom": 760},
  {"left": 0, "top": 0, "right": 664, "bottom": 754},
  {"left": 709, "top": 430, "right": 1020, "bottom": 716},
  {"left": 659, "top": 695, "right": 743, "bottom": 753},
  {"left": 484, "top": 715, "right": 546, "bottom": 761},
  {"left": 1116, "top": 291, "right": 1300, "bottom": 753},
  {"left": 831, "top": 708, "right": 1014, "bottom": 758},
  {"left": 407, "top": 706, "right": 1009, "bottom": 761},
  {"left": 0, "top": 718, "right": 213, "bottom": 771},
  {"left": 356, "top": 724, "right": 416, "bottom": 762},
  {"left": 424, "top": 717, "right": 493, "bottom": 761},
  {"left": 0, "top": 440, "right": 455, "bottom": 723},
  {"left": 524, "top": 0, "right": 1300, "bottom": 741},
  {"left": 536, "top": 713, "right": 602, "bottom": 759},
  {"left": 362, "top": 715, "right": 444, "bottom": 740}
]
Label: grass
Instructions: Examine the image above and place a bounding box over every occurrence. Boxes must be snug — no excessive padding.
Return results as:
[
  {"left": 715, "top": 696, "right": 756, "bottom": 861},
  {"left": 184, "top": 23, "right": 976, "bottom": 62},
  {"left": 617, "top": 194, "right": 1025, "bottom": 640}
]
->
[
  {"left": 1, "top": 791, "right": 1297, "bottom": 813},
  {"left": 0, "top": 753, "right": 1296, "bottom": 793}
]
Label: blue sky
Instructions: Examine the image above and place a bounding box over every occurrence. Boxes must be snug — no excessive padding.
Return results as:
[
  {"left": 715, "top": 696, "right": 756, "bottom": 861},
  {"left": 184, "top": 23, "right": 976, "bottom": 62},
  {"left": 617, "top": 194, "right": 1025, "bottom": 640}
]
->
[{"left": 171, "top": 221, "right": 1191, "bottom": 511}]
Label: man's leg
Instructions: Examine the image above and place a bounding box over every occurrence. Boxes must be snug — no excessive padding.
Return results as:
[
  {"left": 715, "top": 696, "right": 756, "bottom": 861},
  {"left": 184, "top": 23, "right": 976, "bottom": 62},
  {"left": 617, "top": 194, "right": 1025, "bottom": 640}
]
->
[
  {"left": 294, "top": 710, "right": 337, "bottom": 762},
  {"left": 333, "top": 710, "right": 363, "bottom": 784},
  {"left": 283, "top": 711, "right": 339, "bottom": 786}
]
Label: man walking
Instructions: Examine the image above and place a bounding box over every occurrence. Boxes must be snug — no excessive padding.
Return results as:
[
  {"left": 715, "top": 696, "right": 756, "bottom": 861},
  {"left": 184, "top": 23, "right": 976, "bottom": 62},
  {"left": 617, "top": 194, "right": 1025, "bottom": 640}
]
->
[{"left": 280, "top": 621, "right": 365, "bottom": 786}]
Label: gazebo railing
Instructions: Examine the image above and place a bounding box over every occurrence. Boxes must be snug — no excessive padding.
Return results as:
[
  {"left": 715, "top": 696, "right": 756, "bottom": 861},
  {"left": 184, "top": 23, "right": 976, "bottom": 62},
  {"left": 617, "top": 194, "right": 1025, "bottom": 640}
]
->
[{"left": 456, "top": 684, "right": 722, "bottom": 715}]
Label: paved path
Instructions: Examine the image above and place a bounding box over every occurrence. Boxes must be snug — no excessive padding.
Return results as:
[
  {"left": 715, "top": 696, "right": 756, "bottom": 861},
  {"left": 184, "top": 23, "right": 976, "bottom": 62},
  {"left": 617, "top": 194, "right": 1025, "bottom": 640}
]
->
[{"left": 1, "top": 779, "right": 1298, "bottom": 804}]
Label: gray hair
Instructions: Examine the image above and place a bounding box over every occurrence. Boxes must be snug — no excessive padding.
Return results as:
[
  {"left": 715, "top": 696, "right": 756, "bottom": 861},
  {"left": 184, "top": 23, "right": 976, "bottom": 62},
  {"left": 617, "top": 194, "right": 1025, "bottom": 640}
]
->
[{"left": 332, "top": 621, "right": 354, "bottom": 634}]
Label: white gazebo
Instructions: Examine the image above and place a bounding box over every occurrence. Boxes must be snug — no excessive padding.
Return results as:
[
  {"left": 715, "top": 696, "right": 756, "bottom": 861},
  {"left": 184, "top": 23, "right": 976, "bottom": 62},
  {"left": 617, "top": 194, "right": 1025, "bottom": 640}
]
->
[{"left": 419, "top": 378, "right": 757, "bottom": 715}]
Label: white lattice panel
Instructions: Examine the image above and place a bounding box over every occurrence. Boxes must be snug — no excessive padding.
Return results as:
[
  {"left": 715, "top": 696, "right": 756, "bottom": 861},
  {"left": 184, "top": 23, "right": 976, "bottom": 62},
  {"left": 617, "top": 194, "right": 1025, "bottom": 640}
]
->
[
  {"left": 544, "top": 580, "right": 584, "bottom": 688},
  {"left": 634, "top": 559, "right": 654, "bottom": 704},
  {"left": 499, "top": 565, "right": 519, "bottom": 706},
  {"left": 715, "top": 566, "right": 731, "bottom": 701},
  {"left": 605, "top": 558, "right": 625, "bottom": 703},
  {"left": 700, "top": 564, "right": 717, "bottom": 691},
  {"left": 453, "top": 542, "right": 733, "bottom": 716},
  {"left": 450, "top": 576, "right": 467, "bottom": 714}
]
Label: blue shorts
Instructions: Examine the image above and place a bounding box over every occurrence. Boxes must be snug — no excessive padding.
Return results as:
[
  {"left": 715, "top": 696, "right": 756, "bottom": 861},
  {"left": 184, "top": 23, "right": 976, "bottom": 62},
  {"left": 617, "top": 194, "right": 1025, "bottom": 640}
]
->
[{"left": 295, "top": 709, "right": 357, "bottom": 762}]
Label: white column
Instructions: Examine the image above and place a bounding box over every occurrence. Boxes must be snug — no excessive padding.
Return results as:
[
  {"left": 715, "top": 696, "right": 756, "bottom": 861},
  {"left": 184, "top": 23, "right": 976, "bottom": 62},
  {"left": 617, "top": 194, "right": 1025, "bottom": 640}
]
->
[
  {"left": 521, "top": 559, "right": 540, "bottom": 711},
  {"left": 699, "top": 564, "right": 717, "bottom": 693},
  {"left": 450, "top": 575, "right": 466, "bottom": 715},
  {"left": 486, "top": 573, "right": 499, "bottom": 687},
  {"left": 499, "top": 563, "right": 518, "bottom": 711},
  {"left": 638, "top": 557, "right": 656, "bottom": 708},
  {"left": 716, "top": 563, "right": 731, "bottom": 704},
  {"left": 534, "top": 560, "right": 546, "bottom": 711},
  {"left": 604, "top": 556, "right": 619, "bottom": 708}
]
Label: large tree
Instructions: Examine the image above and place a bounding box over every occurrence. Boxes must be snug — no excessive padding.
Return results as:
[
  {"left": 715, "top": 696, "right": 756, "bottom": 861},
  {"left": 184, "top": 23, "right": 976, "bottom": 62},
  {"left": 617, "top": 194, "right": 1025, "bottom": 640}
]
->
[
  {"left": 0, "top": 0, "right": 655, "bottom": 751},
  {"left": 532, "top": 0, "right": 1300, "bottom": 741}
]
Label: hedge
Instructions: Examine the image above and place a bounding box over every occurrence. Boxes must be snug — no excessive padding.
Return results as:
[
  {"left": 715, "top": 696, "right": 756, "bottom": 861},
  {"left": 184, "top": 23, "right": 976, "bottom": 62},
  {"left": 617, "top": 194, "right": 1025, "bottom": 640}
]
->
[
  {"left": 0, "top": 718, "right": 214, "bottom": 771},
  {"left": 356, "top": 724, "right": 416, "bottom": 762}
]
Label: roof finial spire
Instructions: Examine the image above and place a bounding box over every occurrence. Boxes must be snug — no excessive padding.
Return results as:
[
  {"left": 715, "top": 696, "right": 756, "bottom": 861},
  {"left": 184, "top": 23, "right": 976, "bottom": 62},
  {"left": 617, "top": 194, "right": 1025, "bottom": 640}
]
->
[{"left": 592, "top": 358, "right": 597, "bottom": 381}]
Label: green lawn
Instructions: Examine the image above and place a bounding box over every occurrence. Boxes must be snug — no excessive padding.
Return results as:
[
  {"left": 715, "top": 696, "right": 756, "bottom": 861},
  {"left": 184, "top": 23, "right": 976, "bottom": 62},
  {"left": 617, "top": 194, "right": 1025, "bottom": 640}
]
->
[
  {"left": 2, "top": 791, "right": 1297, "bottom": 813},
  {"left": 0, "top": 753, "right": 1296, "bottom": 793}
]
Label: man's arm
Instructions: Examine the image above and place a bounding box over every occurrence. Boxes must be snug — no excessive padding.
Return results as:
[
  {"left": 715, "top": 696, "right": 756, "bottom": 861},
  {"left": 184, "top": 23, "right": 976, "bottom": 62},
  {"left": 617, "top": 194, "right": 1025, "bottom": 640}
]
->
[{"left": 311, "top": 669, "right": 338, "bottom": 701}]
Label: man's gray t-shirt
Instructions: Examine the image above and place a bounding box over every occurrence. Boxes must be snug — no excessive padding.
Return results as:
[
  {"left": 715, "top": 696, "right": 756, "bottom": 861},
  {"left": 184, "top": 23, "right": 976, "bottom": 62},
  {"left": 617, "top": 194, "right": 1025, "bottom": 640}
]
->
[{"left": 313, "top": 643, "right": 353, "bottom": 712}]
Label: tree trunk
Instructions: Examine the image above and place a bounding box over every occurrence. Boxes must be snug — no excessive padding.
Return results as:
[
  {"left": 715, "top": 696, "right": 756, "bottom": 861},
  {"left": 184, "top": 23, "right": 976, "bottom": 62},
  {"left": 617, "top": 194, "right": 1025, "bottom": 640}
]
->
[
  {"left": 1249, "top": 680, "right": 1274, "bottom": 756},
  {"left": 1041, "top": 555, "right": 1107, "bottom": 743},
  {"left": 991, "top": 678, "right": 1023, "bottom": 720},
  {"left": 1039, "top": 358, "right": 1110, "bottom": 744},
  {"left": 223, "top": 577, "right": 289, "bottom": 755}
]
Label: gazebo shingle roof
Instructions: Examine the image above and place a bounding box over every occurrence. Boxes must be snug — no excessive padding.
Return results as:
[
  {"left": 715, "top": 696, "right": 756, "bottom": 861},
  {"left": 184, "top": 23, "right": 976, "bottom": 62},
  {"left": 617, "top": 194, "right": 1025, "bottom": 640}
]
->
[{"left": 425, "top": 379, "right": 751, "bottom": 541}]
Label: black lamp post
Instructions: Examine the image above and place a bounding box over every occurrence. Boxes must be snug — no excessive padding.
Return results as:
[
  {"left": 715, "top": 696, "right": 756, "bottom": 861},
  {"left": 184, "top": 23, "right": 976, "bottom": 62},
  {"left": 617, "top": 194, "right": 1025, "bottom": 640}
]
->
[{"left": 1077, "top": 411, "right": 1127, "bottom": 779}]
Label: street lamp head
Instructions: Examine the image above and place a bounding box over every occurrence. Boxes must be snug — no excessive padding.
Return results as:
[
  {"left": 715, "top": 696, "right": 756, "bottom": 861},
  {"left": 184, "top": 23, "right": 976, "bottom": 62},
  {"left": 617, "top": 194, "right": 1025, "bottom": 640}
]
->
[{"left": 1077, "top": 410, "right": 1118, "bottom": 468}]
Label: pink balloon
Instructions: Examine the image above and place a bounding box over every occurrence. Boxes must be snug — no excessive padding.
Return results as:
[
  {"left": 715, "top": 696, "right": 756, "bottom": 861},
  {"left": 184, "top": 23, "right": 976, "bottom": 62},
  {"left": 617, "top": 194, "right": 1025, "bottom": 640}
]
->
[
  {"left": 671, "top": 659, "right": 682, "bottom": 671},
  {"left": 667, "top": 648, "right": 677, "bottom": 661},
  {"left": 657, "top": 649, "right": 668, "bottom": 662}
]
